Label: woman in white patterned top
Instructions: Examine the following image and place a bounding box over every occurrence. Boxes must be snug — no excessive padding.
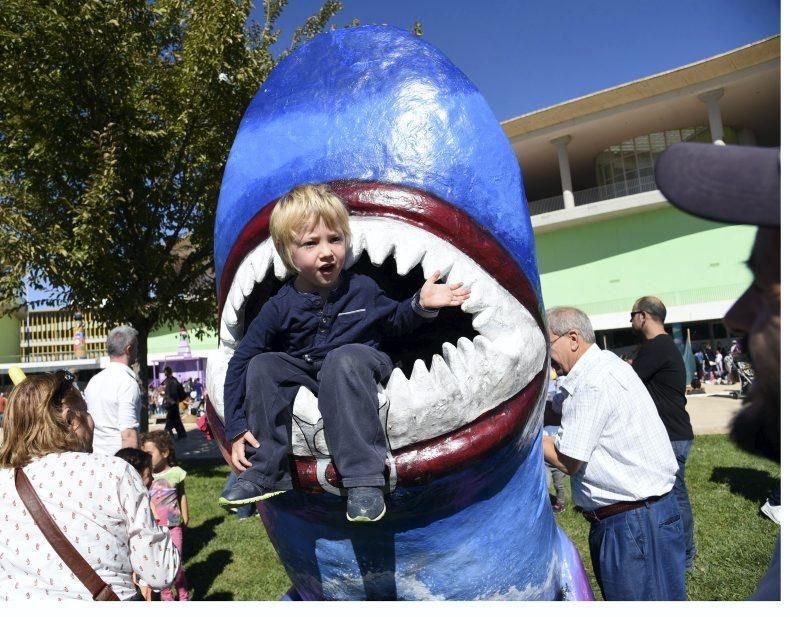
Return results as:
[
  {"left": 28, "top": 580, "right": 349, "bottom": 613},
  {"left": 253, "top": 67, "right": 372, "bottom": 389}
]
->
[{"left": 0, "top": 371, "right": 181, "bottom": 601}]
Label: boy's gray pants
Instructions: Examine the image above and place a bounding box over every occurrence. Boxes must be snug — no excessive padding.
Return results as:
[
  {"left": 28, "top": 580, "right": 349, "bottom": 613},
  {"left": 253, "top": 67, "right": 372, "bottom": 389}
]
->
[{"left": 239, "top": 344, "right": 393, "bottom": 491}]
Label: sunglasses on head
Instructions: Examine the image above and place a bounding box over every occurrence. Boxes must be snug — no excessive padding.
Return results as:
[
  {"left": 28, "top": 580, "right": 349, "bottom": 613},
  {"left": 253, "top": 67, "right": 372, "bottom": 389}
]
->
[{"left": 53, "top": 370, "right": 76, "bottom": 406}]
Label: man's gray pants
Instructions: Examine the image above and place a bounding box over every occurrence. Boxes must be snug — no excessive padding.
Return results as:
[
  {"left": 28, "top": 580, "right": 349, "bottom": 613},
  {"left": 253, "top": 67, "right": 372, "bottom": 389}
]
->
[{"left": 240, "top": 344, "right": 393, "bottom": 491}]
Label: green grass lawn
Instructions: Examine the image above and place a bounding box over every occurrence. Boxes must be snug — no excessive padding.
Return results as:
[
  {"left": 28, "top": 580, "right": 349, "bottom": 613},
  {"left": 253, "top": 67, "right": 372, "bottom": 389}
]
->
[{"left": 181, "top": 433, "right": 779, "bottom": 600}]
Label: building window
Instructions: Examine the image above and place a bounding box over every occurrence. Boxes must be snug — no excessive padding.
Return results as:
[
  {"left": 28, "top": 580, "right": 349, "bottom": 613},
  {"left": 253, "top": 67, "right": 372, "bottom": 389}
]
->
[{"left": 595, "top": 126, "right": 713, "bottom": 199}]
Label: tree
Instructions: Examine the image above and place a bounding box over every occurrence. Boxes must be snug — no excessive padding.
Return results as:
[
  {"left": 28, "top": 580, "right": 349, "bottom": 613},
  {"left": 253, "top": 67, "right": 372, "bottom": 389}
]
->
[{"left": 0, "top": 0, "right": 343, "bottom": 428}]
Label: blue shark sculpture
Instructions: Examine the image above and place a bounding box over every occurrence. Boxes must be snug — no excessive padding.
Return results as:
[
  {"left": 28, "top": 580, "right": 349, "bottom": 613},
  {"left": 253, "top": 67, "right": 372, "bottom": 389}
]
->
[{"left": 206, "top": 25, "right": 593, "bottom": 600}]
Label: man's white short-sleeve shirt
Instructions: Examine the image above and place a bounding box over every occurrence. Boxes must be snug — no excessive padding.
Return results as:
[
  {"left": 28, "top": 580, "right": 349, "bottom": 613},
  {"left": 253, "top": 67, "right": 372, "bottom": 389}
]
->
[
  {"left": 554, "top": 344, "right": 677, "bottom": 510},
  {"left": 85, "top": 362, "right": 141, "bottom": 456}
]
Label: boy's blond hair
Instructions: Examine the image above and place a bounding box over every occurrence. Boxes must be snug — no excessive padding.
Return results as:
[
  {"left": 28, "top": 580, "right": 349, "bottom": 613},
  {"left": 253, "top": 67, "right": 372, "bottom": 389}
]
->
[{"left": 269, "top": 184, "right": 352, "bottom": 272}]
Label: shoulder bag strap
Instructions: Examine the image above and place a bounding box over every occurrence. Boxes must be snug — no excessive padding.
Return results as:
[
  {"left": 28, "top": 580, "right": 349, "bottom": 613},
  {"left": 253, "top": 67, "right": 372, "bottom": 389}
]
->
[{"left": 14, "top": 467, "right": 120, "bottom": 601}]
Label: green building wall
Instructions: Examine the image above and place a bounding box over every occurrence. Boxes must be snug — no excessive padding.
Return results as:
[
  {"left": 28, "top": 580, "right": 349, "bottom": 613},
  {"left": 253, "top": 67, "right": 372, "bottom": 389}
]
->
[
  {"left": 0, "top": 315, "right": 20, "bottom": 364},
  {"left": 147, "top": 323, "right": 218, "bottom": 355},
  {"left": 534, "top": 207, "right": 757, "bottom": 316}
]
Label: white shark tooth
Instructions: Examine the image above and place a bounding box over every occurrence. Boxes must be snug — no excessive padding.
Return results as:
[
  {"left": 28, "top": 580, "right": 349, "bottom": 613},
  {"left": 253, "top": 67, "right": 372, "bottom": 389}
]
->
[
  {"left": 237, "top": 258, "right": 256, "bottom": 298},
  {"left": 445, "top": 259, "right": 474, "bottom": 289},
  {"left": 222, "top": 301, "right": 239, "bottom": 331},
  {"left": 393, "top": 238, "right": 425, "bottom": 275},
  {"left": 471, "top": 306, "right": 506, "bottom": 339},
  {"left": 430, "top": 353, "right": 460, "bottom": 397},
  {"left": 219, "top": 319, "right": 237, "bottom": 346},
  {"left": 250, "top": 242, "right": 272, "bottom": 284},
  {"left": 460, "top": 279, "right": 490, "bottom": 315},
  {"left": 273, "top": 254, "right": 288, "bottom": 279},
  {"left": 456, "top": 336, "right": 475, "bottom": 354},
  {"left": 473, "top": 335, "right": 495, "bottom": 360},
  {"left": 346, "top": 227, "right": 366, "bottom": 268},
  {"left": 206, "top": 346, "right": 234, "bottom": 418},
  {"left": 230, "top": 279, "right": 245, "bottom": 311},
  {"left": 456, "top": 337, "right": 478, "bottom": 382},
  {"left": 441, "top": 341, "right": 469, "bottom": 388},
  {"left": 364, "top": 228, "right": 394, "bottom": 266},
  {"left": 385, "top": 368, "right": 412, "bottom": 435},
  {"left": 440, "top": 341, "right": 459, "bottom": 368},
  {"left": 410, "top": 358, "right": 436, "bottom": 390},
  {"left": 421, "top": 246, "right": 455, "bottom": 281}
]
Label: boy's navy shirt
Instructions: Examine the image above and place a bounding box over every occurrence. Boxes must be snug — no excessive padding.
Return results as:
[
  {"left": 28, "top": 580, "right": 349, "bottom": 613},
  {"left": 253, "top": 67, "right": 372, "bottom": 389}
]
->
[{"left": 223, "top": 271, "right": 437, "bottom": 441}]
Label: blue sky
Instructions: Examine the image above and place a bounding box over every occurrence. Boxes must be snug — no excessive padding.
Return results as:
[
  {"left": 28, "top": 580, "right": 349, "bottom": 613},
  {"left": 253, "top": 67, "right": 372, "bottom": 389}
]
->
[
  {"left": 267, "top": 0, "right": 780, "bottom": 121},
  {"left": 26, "top": 1, "right": 781, "bottom": 304}
]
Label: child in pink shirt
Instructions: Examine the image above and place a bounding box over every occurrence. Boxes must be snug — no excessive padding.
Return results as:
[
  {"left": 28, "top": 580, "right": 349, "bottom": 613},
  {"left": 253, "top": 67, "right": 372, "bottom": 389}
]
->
[{"left": 142, "top": 430, "right": 190, "bottom": 601}]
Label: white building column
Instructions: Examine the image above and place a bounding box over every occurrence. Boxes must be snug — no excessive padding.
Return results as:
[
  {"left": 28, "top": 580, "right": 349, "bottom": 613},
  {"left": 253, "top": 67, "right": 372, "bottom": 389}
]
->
[
  {"left": 698, "top": 88, "right": 725, "bottom": 145},
  {"left": 550, "top": 135, "right": 575, "bottom": 209}
]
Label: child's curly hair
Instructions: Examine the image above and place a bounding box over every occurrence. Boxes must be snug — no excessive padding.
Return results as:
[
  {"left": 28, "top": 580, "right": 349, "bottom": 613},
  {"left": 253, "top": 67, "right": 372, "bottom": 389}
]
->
[{"left": 141, "top": 430, "right": 177, "bottom": 466}]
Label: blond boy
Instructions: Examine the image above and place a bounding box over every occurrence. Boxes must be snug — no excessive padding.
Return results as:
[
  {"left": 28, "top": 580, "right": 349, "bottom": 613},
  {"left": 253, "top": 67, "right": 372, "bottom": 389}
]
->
[{"left": 220, "top": 184, "right": 469, "bottom": 522}]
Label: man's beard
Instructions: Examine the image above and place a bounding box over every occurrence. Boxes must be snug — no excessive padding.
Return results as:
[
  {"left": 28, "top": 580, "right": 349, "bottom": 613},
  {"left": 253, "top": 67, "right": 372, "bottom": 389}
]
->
[{"left": 728, "top": 333, "right": 781, "bottom": 463}]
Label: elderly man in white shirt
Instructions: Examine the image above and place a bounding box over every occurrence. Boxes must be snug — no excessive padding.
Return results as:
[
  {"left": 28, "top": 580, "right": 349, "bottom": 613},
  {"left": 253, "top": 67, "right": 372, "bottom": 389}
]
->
[
  {"left": 542, "top": 306, "right": 685, "bottom": 601},
  {"left": 85, "top": 325, "right": 141, "bottom": 455}
]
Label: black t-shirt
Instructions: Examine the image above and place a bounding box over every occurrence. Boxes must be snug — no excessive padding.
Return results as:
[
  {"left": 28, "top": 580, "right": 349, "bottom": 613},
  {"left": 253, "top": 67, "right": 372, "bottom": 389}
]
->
[
  {"left": 163, "top": 376, "right": 186, "bottom": 409},
  {"left": 632, "top": 333, "right": 694, "bottom": 441}
]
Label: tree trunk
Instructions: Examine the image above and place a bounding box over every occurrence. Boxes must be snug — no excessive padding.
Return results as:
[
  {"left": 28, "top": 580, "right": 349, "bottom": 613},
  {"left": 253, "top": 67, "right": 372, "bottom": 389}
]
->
[{"left": 133, "top": 325, "right": 151, "bottom": 437}]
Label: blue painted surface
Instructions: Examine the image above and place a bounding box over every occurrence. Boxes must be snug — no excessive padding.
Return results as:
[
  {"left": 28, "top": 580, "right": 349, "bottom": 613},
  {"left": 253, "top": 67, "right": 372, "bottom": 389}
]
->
[
  {"left": 214, "top": 25, "right": 540, "bottom": 299},
  {"left": 262, "top": 432, "right": 587, "bottom": 600},
  {"left": 215, "top": 25, "right": 591, "bottom": 599}
]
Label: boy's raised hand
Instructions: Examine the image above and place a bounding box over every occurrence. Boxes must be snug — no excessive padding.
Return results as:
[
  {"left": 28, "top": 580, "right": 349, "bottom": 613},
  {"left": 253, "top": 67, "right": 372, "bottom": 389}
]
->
[{"left": 419, "top": 270, "right": 471, "bottom": 309}]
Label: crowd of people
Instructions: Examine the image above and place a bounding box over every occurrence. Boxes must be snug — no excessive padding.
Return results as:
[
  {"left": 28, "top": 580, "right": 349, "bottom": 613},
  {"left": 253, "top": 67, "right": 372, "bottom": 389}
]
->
[
  {"left": 0, "top": 327, "right": 195, "bottom": 600},
  {"left": 691, "top": 340, "right": 742, "bottom": 385}
]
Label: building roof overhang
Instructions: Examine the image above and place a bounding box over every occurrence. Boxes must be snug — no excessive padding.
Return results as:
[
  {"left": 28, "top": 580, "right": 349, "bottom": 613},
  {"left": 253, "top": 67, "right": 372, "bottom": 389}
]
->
[{"left": 504, "top": 36, "right": 780, "bottom": 199}]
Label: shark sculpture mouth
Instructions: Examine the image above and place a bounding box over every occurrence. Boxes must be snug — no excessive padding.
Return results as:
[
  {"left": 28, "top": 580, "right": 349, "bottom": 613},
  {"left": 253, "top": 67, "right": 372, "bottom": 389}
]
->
[{"left": 207, "top": 182, "right": 547, "bottom": 489}]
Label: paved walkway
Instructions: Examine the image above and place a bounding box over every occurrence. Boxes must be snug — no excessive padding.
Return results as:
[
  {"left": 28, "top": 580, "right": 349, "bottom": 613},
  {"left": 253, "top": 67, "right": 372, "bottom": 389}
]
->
[
  {"left": 685, "top": 382, "right": 745, "bottom": 435},
  {"left": 148, "top": 416, "right": 224, "bottom": 461}
]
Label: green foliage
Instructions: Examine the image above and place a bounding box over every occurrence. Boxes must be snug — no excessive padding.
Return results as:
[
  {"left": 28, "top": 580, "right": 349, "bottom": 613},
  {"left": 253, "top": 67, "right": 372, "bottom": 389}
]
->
[
  {"left": 181, "top": 434, "right": 778, "bottom": 600},
  {"left": 0, "top": 0, "right": 342, "bottom": 339}
]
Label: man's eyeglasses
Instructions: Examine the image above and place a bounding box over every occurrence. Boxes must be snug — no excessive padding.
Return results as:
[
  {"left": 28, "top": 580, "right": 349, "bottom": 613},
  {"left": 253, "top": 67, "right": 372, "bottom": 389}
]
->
[
  {"left": 630, "top": 311, "right": 645, "bottom": 321},
  {"left": 53, "top": 370, "right": 76, "bottom": 406},
  {"left": 549, "top": 333, "right": 565, "bottom": 346}
]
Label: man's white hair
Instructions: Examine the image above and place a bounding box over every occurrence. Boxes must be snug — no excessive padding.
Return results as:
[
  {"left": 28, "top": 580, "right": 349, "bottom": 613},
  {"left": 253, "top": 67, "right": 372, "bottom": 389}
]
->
[
  {"left": 546, "top": 306, "right": 596, "bottom": 344},
  {"left": 107, "top": 325, "right": 138, "bottom": 358}
]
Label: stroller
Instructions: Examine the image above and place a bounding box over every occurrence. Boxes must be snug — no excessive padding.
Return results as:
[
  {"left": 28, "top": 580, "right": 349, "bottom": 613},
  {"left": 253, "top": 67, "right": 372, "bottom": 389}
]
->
[{"left": 730, "top": 353, "right": 755, "bottom": 399}]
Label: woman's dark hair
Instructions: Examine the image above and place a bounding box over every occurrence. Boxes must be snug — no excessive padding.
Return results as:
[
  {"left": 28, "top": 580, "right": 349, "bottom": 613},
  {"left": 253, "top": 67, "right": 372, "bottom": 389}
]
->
[
  {"left": 115, "top": 448, "right": 152, "bottom": 474},
  {"left": 141, "top": 430, "right": 177, "bottom": 466}
]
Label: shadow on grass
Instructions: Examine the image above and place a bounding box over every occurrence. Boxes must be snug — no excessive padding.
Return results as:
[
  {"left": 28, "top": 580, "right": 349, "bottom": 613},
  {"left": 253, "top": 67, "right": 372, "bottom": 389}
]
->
[
  {"left": 184, "top": 515, "right": 225, "bottom": 561},
  {"left": 185, "top": 548, "right": 234, "bottom": 600},
  {"left": 183, "top": 460, "right": 230, "bottom": 479},
  {"left": 710, "top": 467, "right": 775, "bottom": 503}
]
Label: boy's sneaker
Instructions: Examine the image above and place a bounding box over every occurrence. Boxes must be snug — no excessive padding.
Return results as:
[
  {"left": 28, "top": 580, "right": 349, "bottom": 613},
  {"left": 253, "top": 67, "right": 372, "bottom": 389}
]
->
[
  {"left": 346, "top": 487, "right": 386, "bottom": 523},
  {"left": 219, "top": 478, "right": 285, "bottom": 508},
  {"left": 552, "top": 502, "right": 566, "bottom": 513},
  {"left": 761, "top": 500, "right": 781, "bottom": 525}
]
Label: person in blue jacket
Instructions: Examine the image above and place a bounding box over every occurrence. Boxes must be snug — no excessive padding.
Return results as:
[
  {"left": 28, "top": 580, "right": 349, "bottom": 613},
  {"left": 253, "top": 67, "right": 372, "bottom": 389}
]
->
[{"left": 220, "top": 183, "right": 469, "bottom": 522}]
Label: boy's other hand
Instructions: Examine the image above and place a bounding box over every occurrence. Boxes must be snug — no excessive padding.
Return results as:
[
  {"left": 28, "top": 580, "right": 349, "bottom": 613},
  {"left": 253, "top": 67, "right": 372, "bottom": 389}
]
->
[
  {"left": 420, "top": 270, "right": 471, "bottom": 309},
  {"left": 231, "top": 431, "right": 260, "bottom": 472}
]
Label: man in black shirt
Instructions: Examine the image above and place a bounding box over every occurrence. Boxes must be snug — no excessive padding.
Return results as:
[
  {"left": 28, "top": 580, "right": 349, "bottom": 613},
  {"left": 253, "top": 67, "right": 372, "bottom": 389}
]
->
[
  {"left": 162, "top": 366, "right": 188, "bottom": 440},
  {"left": 630, "top": 296, "right": 696, "bottom": 570}
]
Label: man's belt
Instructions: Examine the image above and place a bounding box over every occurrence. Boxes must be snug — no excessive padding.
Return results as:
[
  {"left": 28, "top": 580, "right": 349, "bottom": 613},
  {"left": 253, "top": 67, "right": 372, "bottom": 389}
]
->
[{"left": 581, "top": 493, "right": 667, "bottom": 522}]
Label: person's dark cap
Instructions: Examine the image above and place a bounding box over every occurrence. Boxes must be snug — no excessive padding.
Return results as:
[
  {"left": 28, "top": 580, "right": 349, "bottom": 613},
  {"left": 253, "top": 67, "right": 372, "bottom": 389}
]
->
[{"left": 655, "top": 142, "right": 779, "bottom": 227}]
